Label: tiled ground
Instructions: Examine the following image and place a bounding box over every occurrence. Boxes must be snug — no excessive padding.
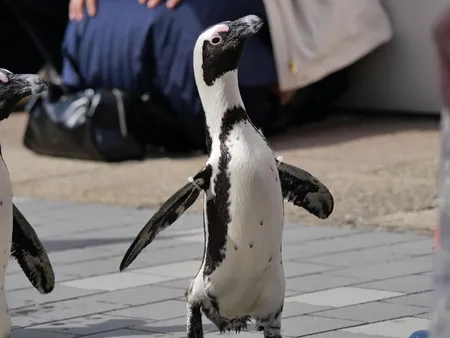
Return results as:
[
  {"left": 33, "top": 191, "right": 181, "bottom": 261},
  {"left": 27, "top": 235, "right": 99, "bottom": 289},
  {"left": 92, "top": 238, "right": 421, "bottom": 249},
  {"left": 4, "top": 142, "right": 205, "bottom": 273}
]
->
[{"left": 6, "top": 197, "right": 434, "bottom": 338}]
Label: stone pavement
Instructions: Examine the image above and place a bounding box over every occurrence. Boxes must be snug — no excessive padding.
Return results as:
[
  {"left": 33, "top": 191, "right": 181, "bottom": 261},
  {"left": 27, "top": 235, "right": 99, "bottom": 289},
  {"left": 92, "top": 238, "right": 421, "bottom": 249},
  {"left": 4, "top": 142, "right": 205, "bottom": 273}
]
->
[
  {"left": 1, "top": 112, "right": 440, "bottom": 233},
  {"left": 6, "top": 197, "right": 434, "bottom": 338}
]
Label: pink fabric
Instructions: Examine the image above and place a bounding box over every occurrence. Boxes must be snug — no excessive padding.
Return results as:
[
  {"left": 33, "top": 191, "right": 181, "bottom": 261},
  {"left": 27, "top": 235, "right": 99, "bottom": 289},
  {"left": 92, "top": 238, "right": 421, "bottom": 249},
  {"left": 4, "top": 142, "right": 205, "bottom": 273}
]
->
[{"left": 0, "top": 72, "right": 9, "bottom": 83}]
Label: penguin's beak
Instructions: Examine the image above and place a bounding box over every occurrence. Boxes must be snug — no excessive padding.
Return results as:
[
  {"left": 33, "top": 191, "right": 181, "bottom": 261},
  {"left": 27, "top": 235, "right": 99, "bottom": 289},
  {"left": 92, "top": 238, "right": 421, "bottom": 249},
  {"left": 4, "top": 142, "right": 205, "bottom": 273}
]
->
[
  {"left": 0, "top": 71, "right": 47, "bottom": 120},
  {"left": 228, "top": 15, "right": 263, "bottom": 42}
]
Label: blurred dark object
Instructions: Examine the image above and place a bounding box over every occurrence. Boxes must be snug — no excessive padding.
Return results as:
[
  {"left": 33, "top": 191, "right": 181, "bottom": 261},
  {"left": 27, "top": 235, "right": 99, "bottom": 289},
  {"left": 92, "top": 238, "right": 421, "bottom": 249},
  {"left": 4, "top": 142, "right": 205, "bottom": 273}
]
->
[
  {"left": 24, "top": 60, "right": 146, "bottom": 162},
  {"left": 0, "top": 0, "right": 69, "bottom": 75},
  {"left": 269, "top": 68, "right": 351, "bottom": 135},
  {"left": 4, "top": 0, "right": 147, "bottom": 162}
]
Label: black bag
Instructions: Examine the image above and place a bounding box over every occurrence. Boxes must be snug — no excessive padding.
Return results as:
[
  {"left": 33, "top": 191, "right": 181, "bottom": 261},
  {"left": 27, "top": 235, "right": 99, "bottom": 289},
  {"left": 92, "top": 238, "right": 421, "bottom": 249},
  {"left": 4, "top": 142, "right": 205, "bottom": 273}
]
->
[
  {"left": 6, "top": 0, "right": 147, "bottom": 162},
  {"left": 24, "top": 82, "right": 147, "bottom": 162}
]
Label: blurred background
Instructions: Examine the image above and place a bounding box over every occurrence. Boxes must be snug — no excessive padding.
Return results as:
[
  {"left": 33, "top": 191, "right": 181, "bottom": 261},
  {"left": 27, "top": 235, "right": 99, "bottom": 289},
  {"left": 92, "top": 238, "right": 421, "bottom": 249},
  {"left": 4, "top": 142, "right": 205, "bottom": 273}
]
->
[{"left": 0, "top": 0, "right": 445, "bottom": 234}]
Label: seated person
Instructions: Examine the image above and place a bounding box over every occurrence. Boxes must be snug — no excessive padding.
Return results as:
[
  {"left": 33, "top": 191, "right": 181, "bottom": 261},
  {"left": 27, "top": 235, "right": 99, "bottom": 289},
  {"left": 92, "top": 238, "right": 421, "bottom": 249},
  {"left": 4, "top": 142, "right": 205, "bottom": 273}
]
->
[{"left": 0, "top": 0, "right": 392, "bottom": 153}]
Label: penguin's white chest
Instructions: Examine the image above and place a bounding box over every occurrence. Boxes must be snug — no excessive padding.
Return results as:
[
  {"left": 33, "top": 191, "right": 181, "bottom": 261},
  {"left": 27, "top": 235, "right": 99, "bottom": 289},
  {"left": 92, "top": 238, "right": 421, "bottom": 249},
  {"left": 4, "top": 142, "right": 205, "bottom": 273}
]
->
[
  {"left": 0, "top": 156, "right": 13, "bottom": 338},
  {"left": 206, "top": 122, "right": 285, "bottom": 316},
  {"left": 225, "top": 125, "right": 284, "bottom": 259}
]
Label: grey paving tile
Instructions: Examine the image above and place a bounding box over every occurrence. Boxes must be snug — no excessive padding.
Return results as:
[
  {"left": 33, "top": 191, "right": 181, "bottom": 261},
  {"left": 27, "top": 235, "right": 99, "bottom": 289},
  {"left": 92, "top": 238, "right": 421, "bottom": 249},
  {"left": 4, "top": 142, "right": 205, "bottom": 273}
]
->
[
  {"left": 56, "top": 224, "right": 201, "bottom": 248},
  {"left": 154, "top": 278, "right": 192, "bottom": 291},
  {"left": 32, "top": 203, "right": 144, "bottom": 225},
  {"left": 300, "top": 239, "right": 433, "bottom": 267},
  {"left": 356, "top": 275, "right": 433, "bottom": 294},
  {"left": 7, "top": 258, "right": 25, "bottom": 275},
  {"left": 51, "top": 257, "right": 126, "bottom": 282},
  {"left": 6, "top": 198, "right": 437, "bottom": 338},
  {"left": 11, "top": 314, "right": 49, "bottom": 328},
  {"left": 415, "top": 312, "right": 433, "bottom": 320},
  {"left": 10, "top": 328, "right": 77, "bottom": 338},
  {"left": 132, "top": 315, "right": 217, "bottom": 337},
  {"left": 384, "top": 291, "right": 432, "bottom": 308},
  {"left": 286, "top": 287, "right": 404, "bottom": 307},
  {"left": 281, "top": 246, "right": 312, "bottom": 260},
  {"left": 5, "top": 272, "right": 39, "bottom": 292},
  {"left": 305, "top": 331, "right": 388, "bottom": 338},
  {"left": 282, "top": 226, "right": 364, "bottom": 243},
  {"left": 11, "top": 298, "right": 125, "bottom": 323},
  {"left": 283, "top": 261, "right": 337, "bottom": 278},
  {"left": 331, "top": 255, "right": 433, "bottom": 282},
  {"left": 48, "top": 242, "right": 202, "bottom": 271},
  {"left": 32, "top": 314, "right": 147, "bottom": 337},
  {"left": 86, "top": 285, "right": 183, "bottom": 306},
  {"left": 124, "top": 243, "right": 203, "bottom": 270},
  {"left": 314, "top": 301, "right": 428, "bottom": 323},
  {"left": 82, "top": 329, "right": 175, "bottom": 337},
  {"left": 47, "top": 244, "right": 131, "bottom": 266},
  {"left": 106, "top": 300, "right": 185, "bottom": 321},
  {"left": 133, "top": 260, "right": 202, "bottom": 279},
  {"left": 7, "top": 284, "right": 103, "bottom": 309},
  {"left": 280, "top": 315, "right": 363, "bottom": 337},
  {"left": 420, "top": 271, "right": 433, "bottom": 277},
  {"left": 286, "top": 273, "right": 360, "bottom": 293},
  {"left": 205, "top": 331, "right": 262, "bottom": 338},
  {"left": 285, "top": 290, "right": 303, "bottom": 297},
  {"left": 282, "top": 301, "right": 331, "bottom": 318},
  {"left": 342, "top": 317, "right": 430, "bottom": 337},
  {"left": 283, "top": 232, "right": 424, "bottom": 259},
  {"left": 61, "top": 271, "right": 173, "bottom": 291}
]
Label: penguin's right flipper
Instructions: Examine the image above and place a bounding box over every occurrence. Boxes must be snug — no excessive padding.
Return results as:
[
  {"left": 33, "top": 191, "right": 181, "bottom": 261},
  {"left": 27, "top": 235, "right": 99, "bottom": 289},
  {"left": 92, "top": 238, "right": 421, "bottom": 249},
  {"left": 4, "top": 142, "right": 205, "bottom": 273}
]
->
[
  {"left": 11, "top": 204, "right": 55, "bottom": 294},
  {"left": 276, "top": 160, "right": 334, "bottom": 219},
  {"left": 120, "top": 165, "right": 212, "bottom": 271}
]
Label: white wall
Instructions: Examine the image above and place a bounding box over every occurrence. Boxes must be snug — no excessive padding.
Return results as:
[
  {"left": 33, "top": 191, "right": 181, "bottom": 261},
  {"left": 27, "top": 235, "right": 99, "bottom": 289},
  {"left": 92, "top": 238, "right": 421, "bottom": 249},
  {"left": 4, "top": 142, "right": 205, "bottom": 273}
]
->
[{"left": 338, "top": 0, "right": 448, "bottom": 114}]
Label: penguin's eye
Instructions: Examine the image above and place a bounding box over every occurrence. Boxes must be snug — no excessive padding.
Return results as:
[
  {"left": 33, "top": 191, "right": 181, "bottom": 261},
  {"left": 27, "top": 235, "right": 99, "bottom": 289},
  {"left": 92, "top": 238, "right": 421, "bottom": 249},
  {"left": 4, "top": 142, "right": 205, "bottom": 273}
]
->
[{"left": 211, "top": 36, "right": 222, "bottom": 45}]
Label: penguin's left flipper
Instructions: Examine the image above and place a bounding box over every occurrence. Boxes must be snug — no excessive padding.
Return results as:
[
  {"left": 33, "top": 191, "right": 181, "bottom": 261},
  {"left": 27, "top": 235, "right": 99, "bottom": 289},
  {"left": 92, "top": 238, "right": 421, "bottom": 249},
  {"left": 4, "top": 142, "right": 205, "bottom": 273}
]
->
[
  {"left": 276, "top": 159, "right": 334, "bottom": 219},
  {"left": 11, "top": 204, "right": 55, "bottom": 294},
  {"left": 120, "top": 165, "right": 212, "bottom": 272}
]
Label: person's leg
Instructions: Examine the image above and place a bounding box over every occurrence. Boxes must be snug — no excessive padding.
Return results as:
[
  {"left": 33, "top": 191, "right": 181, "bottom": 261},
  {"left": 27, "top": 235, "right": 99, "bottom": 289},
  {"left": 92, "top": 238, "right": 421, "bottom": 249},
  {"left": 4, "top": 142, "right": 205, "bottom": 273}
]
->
[
  {"left": 61, "top": 0, "right": 279, "bottom": 151},
  {"left": 0, "top": 0, "right": 69, "bottom": 74},
  {"left": 147, "top": 0, "right": 279, "bottom": 149}
]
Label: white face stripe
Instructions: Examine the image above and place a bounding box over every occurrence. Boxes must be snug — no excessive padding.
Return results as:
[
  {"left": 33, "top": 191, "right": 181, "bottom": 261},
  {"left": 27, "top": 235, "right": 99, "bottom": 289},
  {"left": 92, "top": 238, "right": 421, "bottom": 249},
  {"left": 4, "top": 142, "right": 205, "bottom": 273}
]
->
[
  {"left": 199, "top": 23, "right": 229, "bottom": 44},
  {"left": 0, "top": 72, "right": 8, "bottom": 84},
  {"left": 192, "top": 22, "right": 245, "bottom": 138}
]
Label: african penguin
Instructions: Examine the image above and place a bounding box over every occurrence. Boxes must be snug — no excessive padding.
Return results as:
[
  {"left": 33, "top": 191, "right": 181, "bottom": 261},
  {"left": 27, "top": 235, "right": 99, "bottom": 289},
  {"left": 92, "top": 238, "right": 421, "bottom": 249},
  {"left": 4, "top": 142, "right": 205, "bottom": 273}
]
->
[
  {"left": 0, "top": 68, "right": 54, "bottom": 338},
  {"left": 119, "top": 15, "right": 334, "bottom": 338}
]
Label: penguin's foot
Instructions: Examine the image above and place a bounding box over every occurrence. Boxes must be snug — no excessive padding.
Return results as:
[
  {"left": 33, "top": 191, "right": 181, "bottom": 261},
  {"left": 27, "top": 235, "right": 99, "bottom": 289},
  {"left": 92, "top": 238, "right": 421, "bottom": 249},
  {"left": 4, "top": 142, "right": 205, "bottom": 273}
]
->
[{"left": 231, "top": 316, "right": 251, "bottom": 333}]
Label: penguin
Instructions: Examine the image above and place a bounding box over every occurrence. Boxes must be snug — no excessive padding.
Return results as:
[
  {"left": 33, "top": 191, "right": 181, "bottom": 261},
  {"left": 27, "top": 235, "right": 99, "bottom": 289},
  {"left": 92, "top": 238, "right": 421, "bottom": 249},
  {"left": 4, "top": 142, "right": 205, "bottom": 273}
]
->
[
  {"left": 119, "top": 15, "right": 334, "bottom": 338},
  {"left": 0, "top": 68, "right": 55, "bottom": 338}
]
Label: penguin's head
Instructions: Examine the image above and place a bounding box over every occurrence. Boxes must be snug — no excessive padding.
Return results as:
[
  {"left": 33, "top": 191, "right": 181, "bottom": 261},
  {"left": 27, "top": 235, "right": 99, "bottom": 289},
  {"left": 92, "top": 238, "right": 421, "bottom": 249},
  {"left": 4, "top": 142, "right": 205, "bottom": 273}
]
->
[
  {"left": 193, "top": 15, "right": 263, "bottom": 87},
  {"left": 0, "top": 68, "right": 47, "bottom": 120}
]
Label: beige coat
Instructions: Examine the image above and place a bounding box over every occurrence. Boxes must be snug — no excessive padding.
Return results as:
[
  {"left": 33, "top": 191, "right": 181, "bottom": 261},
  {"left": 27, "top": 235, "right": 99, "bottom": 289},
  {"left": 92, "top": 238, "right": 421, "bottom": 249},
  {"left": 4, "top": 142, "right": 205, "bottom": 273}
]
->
[{"left": 262, "top": 0, "right": 393, "bottom": 91}]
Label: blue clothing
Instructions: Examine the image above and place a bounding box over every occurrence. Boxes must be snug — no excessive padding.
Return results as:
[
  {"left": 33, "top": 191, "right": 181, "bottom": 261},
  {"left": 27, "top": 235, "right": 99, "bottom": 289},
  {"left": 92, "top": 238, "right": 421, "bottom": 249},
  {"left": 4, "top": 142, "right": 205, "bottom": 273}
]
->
[
  {"left": 409, "top": 331, "right": 429, "bottom": 338},
  {"left": 62, "top": 0, "right": 277, "bottom": 119}
]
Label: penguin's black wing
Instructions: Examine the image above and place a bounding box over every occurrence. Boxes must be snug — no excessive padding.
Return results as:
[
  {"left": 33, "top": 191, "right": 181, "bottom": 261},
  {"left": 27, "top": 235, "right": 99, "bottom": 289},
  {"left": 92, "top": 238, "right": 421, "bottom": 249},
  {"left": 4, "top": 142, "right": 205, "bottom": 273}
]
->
[
  {"left": 120, "top": 165, "right": 212, "bottom": 271},
  {"left": 276, "top": 159, "right": 334, "bottom": 219},
  {"left": 11, "top": 204, "right": 55, "bottom": 294}
]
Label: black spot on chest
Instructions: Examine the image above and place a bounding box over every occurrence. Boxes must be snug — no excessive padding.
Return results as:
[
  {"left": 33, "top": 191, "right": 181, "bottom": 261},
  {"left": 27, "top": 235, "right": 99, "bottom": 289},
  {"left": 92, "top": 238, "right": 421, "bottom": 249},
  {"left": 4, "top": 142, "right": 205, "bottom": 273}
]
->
[{"left": 203, "top": 106, "right": 248, "bottom": 277}]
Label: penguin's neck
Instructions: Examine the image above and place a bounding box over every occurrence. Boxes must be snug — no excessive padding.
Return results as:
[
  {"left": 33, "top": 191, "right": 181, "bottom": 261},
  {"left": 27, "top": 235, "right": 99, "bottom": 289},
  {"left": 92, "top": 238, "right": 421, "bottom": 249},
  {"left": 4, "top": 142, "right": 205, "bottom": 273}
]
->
[{"left": 197, "top": 70, "right": 245, "bottom": 138}]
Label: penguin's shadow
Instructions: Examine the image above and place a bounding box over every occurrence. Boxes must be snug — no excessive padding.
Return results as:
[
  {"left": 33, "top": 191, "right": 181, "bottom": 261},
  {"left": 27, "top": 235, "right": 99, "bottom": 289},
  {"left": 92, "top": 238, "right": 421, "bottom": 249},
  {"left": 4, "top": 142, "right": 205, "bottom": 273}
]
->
[
  {"left": 41, "top": 231, "right": 197, "bottom": 252},
  {"left": 268, "top": 113, "right": 438, "bottom": 152},
  {"left": 12, "top": 317, "right": 217, "bottom": 337}
]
